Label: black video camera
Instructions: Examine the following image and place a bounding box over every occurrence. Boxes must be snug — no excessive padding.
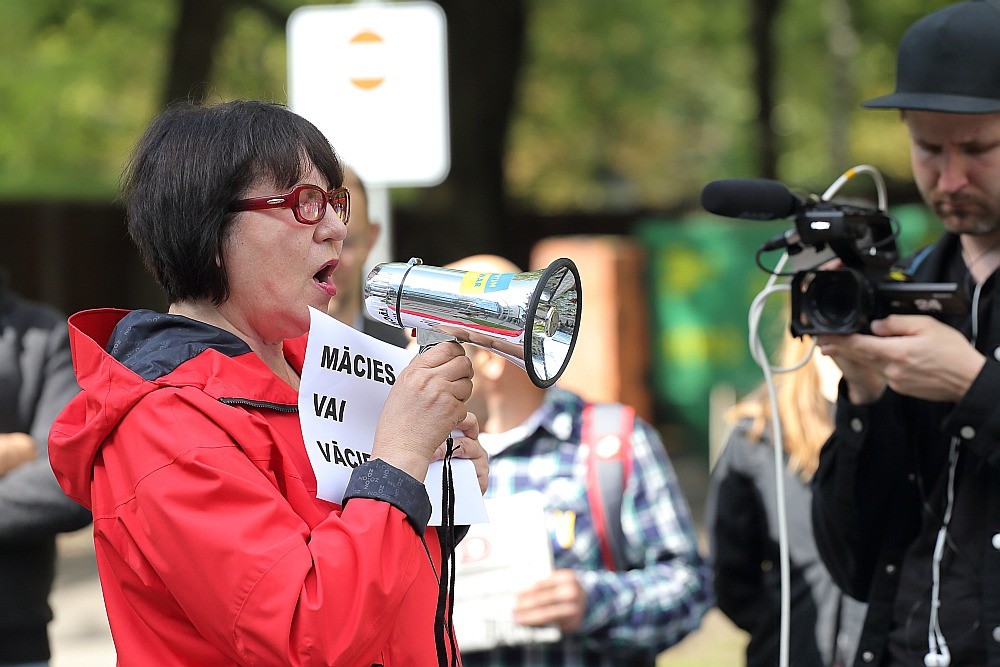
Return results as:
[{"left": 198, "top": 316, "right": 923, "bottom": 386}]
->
[{"left": 700, "top": 178, "right": 968, "bottom": 336}]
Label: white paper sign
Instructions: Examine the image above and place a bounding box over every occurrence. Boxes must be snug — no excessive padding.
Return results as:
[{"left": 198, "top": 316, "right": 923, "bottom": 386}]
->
[
  {"left": 453, "top": 491, "right": 561, "bottom": 651},
  {"left": 299, "top": 307, "right": 487, "bottom": 525}
]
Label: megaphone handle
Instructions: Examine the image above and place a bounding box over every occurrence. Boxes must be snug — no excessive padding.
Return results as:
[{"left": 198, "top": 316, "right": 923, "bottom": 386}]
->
[{"left": 416, "top": 328, "right": 458, "bottom": 353}]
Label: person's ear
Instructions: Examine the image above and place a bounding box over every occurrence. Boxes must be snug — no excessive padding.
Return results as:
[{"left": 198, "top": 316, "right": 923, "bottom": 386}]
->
[{"left": 367, "top": 222, "right": 381, "bottom": 254}]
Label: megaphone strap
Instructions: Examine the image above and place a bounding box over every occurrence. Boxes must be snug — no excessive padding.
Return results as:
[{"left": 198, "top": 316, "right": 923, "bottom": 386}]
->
[{"left": 433, "top": 436, "right": 460, "bottom": 667}]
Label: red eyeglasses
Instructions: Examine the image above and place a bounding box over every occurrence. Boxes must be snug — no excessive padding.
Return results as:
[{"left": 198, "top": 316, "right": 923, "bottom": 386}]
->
[{"left": 230, "top": 184, "right": 350, "bottom": 225}]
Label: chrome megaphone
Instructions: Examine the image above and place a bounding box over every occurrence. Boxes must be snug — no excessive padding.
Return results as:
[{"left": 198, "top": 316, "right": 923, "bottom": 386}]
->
[{"left": 363, "top": 257, "right": 582, "bottom": 388}]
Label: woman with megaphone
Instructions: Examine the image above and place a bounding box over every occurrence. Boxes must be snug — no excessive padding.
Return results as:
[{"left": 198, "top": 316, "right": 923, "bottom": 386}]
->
[{"left": 47, "top": 99, "right": 488, "bottom": 667}]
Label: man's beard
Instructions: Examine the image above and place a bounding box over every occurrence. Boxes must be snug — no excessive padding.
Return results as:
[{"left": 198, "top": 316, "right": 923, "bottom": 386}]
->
[{"left": 933, "top": 195, "right": 1000, "bottom": 236}]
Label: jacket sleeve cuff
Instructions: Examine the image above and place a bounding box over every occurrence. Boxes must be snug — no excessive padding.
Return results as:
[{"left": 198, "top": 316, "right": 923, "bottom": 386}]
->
[
  {"left": 343, "top": 459, "right": 432, "bottom": 536},
  {"left": 944, "top": 358, "right": 1000, "bottom": 461},
  {"left": 946, "top": 358, "right": 1000, "bottom": 425}
]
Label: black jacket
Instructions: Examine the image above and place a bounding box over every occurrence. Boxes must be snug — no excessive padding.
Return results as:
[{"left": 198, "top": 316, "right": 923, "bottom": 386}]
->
[
  {"left": 708, "top": 418, "right": 867, "bottom": 667},
  {"left": 812, "top": 233, "right": 1000, "bottom": 666},
  {"left": 0, "top": 279, "right": 92, "bottom": 663}
]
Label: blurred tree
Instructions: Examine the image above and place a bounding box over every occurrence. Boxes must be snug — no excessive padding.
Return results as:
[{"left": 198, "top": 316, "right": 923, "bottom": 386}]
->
[
  {"left": 393, "top": 0, "right": 527, "bottom": 264},
  {"left": 504, "top": 0, "right": 758, "bottom": 213},
  {"left": 164, "top": 0, "right": 239, "bottom": 106},
  {"left": 0, "top": 0, "right": 170, "bottom": 198},
  {"left": 823, "top": 0, "right": 859, "bottom": 172},
  {"left": 165, "top": 0, "right": 298, "bottom": 105},
  {"left": 750, "top": 0, "right": 781, "bottom": 180},
  {"left": 0, "top": 0, "right": 957, "bottom": 211}
]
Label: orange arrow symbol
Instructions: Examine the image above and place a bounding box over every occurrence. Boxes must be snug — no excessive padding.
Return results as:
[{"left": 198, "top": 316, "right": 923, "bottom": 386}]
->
[{"left": 349, "top": 31, "right": 386, "bottom": 90}]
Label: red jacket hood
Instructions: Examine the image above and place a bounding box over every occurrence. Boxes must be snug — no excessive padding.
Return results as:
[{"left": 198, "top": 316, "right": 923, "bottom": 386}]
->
[{"left": 49, "top": 308, "right": 305, "bottom": 509}]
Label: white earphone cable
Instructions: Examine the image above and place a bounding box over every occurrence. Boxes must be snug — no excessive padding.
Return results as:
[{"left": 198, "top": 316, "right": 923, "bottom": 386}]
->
[{"left": 924, "top": 435, "right": 959, "bottom": 667}]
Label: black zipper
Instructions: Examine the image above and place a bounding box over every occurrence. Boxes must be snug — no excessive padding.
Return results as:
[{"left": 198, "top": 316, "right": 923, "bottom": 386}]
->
[{"left": 220, "top": 397, "right": 298, "bottom": 412}]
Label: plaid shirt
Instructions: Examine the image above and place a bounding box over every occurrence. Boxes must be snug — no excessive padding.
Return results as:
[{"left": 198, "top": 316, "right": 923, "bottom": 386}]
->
[{"left": 461, "top": 388, "right": 713, "bottom": 667}]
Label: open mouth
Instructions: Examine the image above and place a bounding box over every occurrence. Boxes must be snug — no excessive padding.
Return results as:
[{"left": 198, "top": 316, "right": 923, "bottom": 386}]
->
[
  {"left": 315, "top": 264, "right": 335, "bottom": 285},
  {"left": 314, "top": 263, "right": 337, "bottom": 296}
]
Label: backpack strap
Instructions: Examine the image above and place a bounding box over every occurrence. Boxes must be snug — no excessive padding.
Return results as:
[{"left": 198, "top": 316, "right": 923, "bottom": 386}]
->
[{"left": 583, "top": 402, "right": 635, "bottom": 572}]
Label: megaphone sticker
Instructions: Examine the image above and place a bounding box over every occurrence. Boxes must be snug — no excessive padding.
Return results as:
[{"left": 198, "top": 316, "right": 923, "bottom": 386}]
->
[{"left": 460, "top": 272, "right": 514, "bottom": 294}]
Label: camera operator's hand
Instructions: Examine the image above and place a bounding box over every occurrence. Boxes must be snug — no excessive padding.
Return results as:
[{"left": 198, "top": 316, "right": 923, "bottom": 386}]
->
[
  {"left": 818, "top": 315, "right": 985, "bottom": 404},
  {"left": 816, "top": 334, "right": 888, "bottom": 405}
]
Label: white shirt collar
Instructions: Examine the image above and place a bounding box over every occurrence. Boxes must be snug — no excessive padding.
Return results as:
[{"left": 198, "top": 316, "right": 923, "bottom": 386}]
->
[{"left": 478, "top": 401, "right": 550, "bottom": 457}]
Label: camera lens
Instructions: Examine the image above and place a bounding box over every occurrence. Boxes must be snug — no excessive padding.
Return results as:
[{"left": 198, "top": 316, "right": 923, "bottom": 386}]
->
[
  {"left": 810, "top": 272, "right": 859, "bottom": 326},
  {"left": 813, "top": 278, "right": 857, "bottom": 326}
]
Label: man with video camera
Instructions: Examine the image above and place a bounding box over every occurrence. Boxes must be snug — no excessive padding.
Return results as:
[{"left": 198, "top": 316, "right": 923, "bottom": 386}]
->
[{"left": 811, "top": 2, "right": 1000, "bottom": 666}]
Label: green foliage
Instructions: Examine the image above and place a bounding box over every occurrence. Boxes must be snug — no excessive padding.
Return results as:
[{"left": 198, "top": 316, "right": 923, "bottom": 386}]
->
[
  {"left": 211, "top": 4, "right": 298, "bottom": 103},
  {"left": 0, "top": 0, "right": 333, "bottom": 200},
  {"left": 507, "top": 0, "right": 956, "bottom": 211},
  {"left": 770, "top": 0, "right": 954, "bottom": 191},
  {"left": 507, "top": 0, "right": 754, "bottom": 213},
  {"left": 0, "top": 0, "right": 172, "bottom": 199},
  {"left": 0, "top": 0, "right": 958, "bottom": 208}
]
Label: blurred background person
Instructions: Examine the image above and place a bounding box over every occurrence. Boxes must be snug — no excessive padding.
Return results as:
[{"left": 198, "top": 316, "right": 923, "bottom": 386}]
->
[
  {"left": 705, "top": 332, "right": 866, "bottom": 667},
  {"left": 327, "top": 166, "right": 409, "bottom": 347},
  {"left": 449, "top": 253, "right": 712, "bottom": 667},
  {"left": 0, "top": 265, "right": 92, "bottom": 667}
]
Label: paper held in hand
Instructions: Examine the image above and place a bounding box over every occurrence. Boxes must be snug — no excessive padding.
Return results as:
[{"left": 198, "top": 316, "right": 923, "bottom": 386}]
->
[
  {"left": 298, "top": 307, "right": 488, "bottom": 525},
  {"left": 453, "top": 490, "right": 561, "bottom": 651}
]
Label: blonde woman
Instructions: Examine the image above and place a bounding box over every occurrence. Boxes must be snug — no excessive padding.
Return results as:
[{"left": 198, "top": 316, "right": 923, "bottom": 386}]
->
[{"left": 705, "top": 333, "right": 866, "bottom": 667}]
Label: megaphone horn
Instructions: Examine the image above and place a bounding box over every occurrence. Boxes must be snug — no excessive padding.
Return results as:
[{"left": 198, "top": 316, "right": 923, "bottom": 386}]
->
[{"left": 363, "top": 257, "right": 582, "bottom": 388}]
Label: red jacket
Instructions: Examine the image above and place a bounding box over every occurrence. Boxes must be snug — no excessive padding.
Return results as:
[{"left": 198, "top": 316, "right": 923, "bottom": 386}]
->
[{"left": 49, "top": 308, "right": 456, "bottom": 667}]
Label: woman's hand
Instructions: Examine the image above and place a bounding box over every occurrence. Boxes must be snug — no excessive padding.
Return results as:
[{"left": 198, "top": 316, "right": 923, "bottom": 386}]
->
[
  {"left": 432, "top": 412, "right": 489, "bottom": 494},
  {"left": 372, "top": 341, "right": 473, "bottom": 481}
]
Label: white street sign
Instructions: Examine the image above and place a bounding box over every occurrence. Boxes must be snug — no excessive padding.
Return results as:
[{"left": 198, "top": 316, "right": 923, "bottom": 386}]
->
[{"left": 288, "top": 2, "right": 450, "bottom": 187}]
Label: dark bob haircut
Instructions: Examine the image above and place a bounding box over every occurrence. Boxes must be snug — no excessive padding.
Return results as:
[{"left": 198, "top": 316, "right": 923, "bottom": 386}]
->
[{"left": 121, "top": 100, "right": 344, "bottom": 305}]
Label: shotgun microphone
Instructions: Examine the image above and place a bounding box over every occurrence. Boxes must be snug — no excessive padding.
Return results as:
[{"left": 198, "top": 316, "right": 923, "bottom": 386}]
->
[{"left": 700, "top": 178, "right": 805, "bottom": 220}]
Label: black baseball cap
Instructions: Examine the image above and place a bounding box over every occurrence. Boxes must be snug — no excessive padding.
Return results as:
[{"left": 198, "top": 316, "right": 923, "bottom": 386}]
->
[{"left": 862, "top": 0, "right": 1000, "bottom": 113}]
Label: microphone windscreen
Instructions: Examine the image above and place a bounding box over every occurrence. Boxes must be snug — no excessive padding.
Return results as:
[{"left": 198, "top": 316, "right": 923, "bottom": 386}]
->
[{"left": 700, "top": 178, "right": 801, "bottom": 220}]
